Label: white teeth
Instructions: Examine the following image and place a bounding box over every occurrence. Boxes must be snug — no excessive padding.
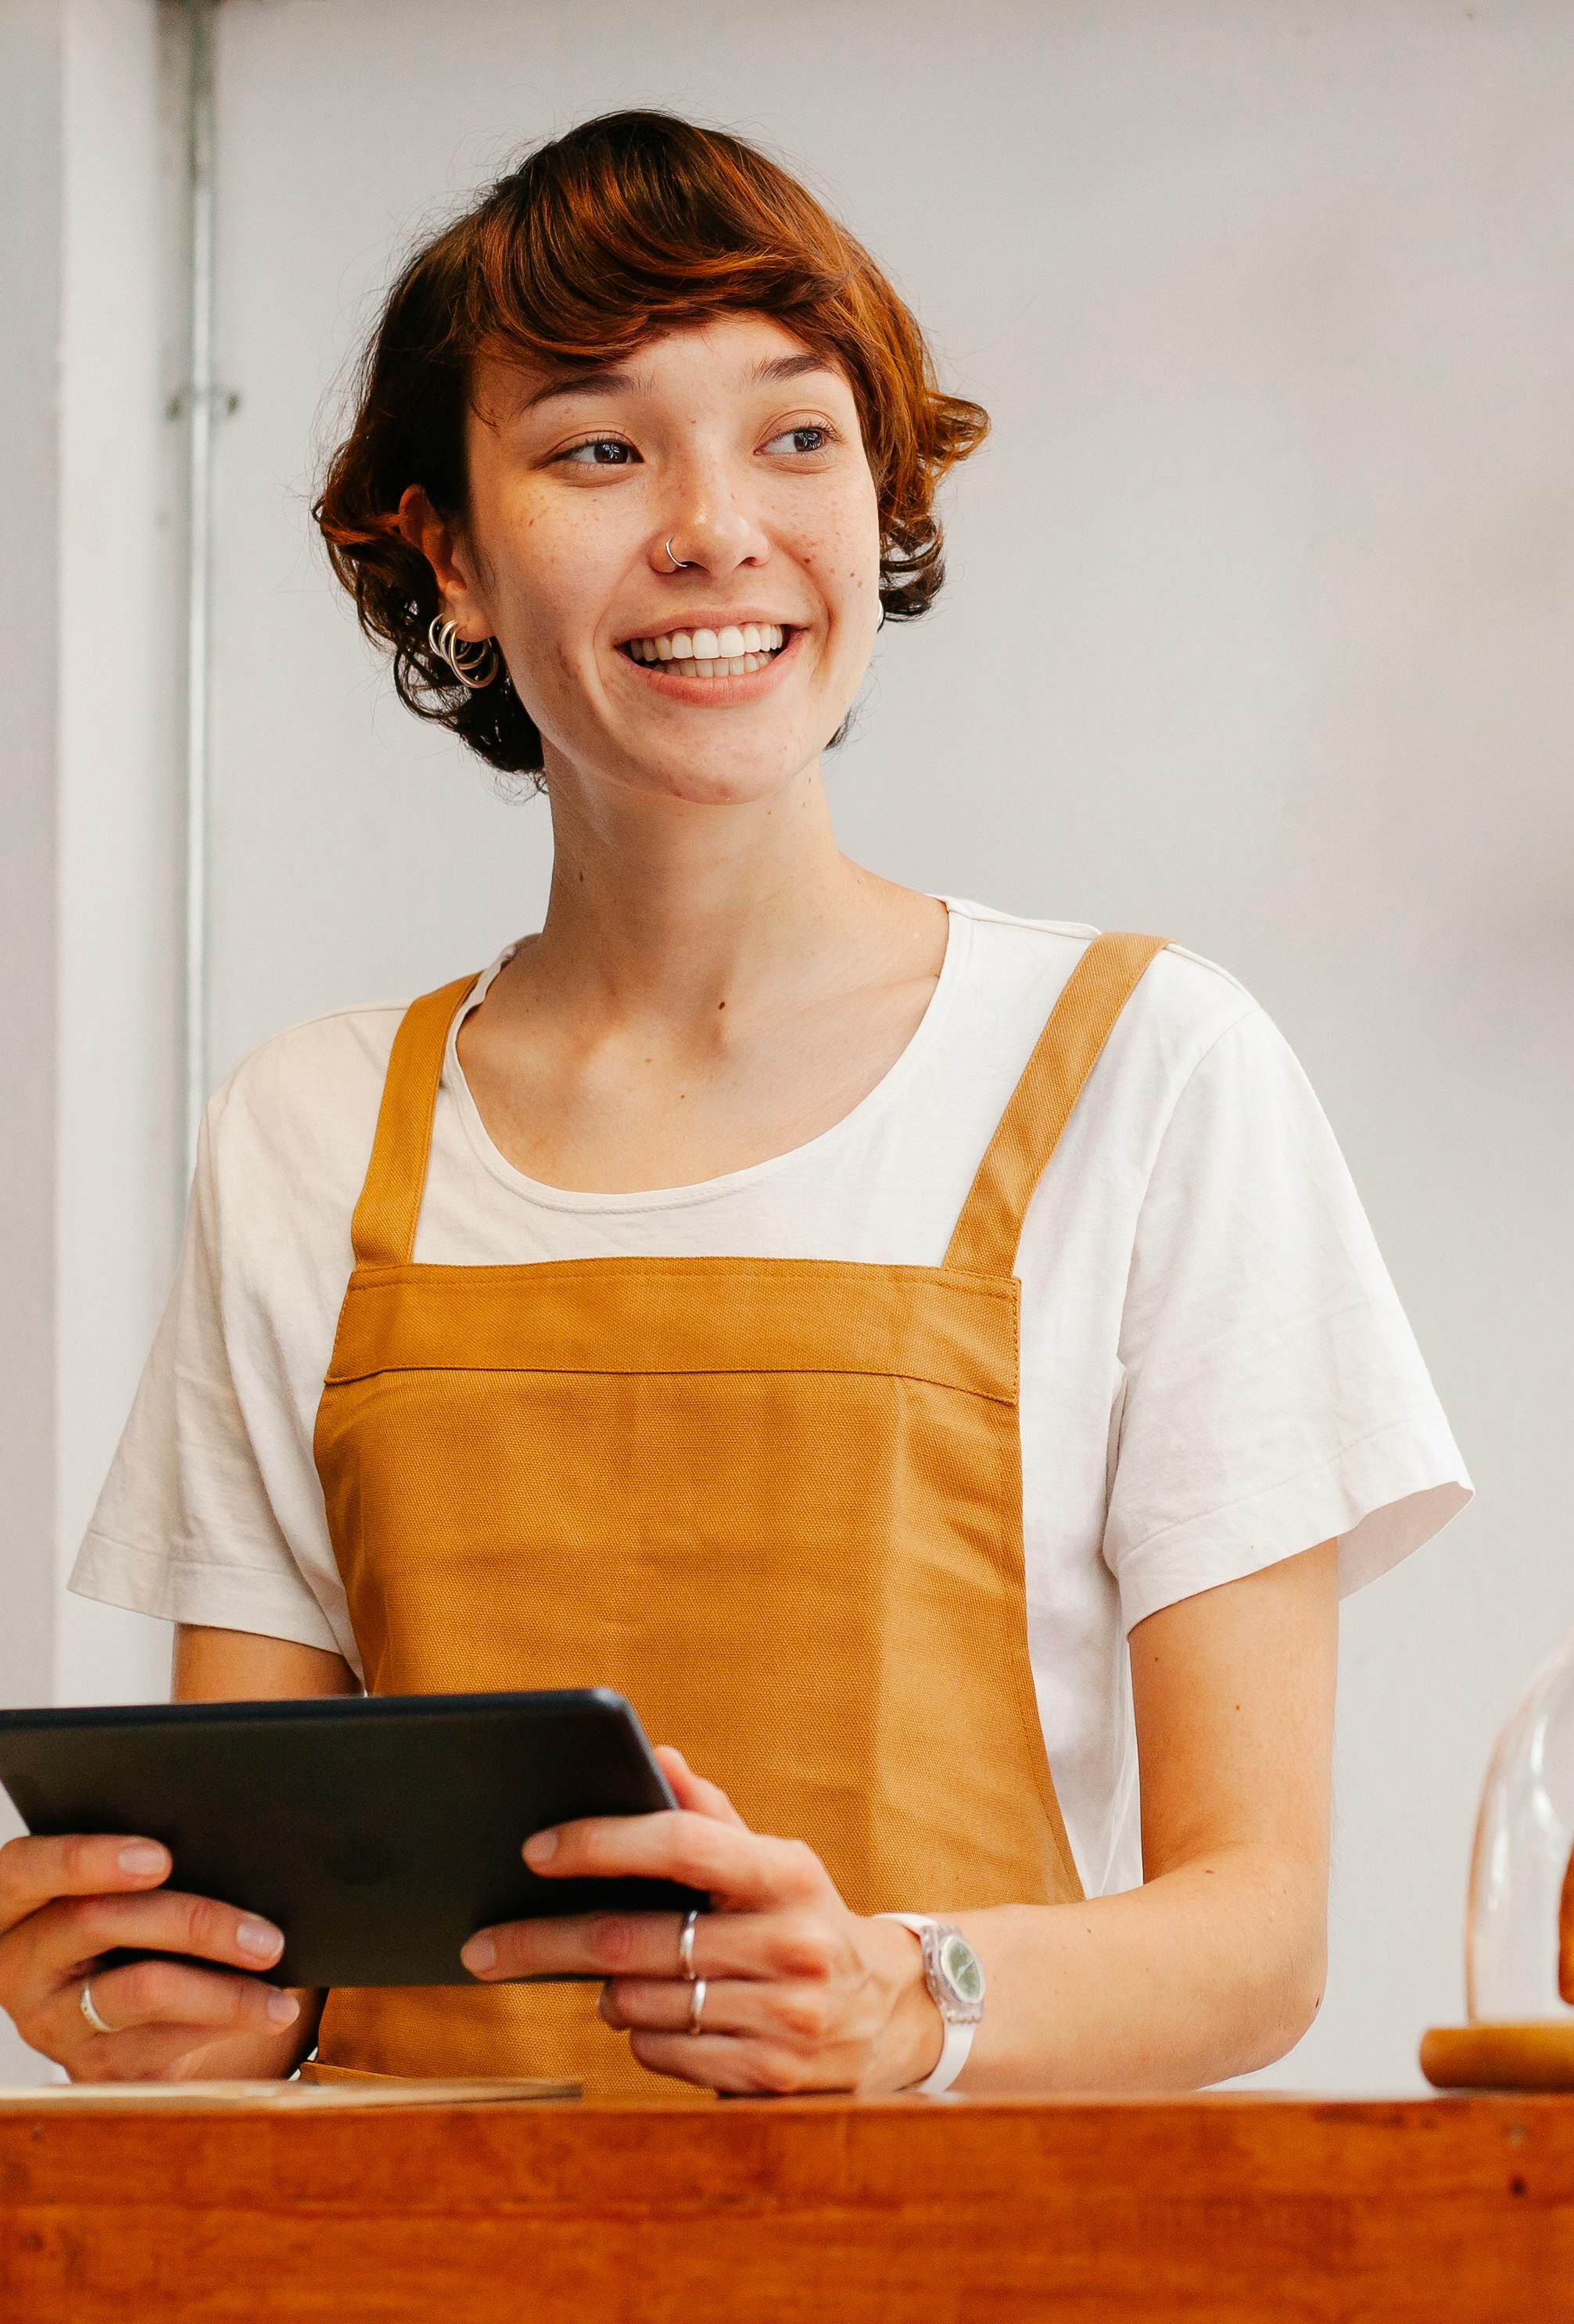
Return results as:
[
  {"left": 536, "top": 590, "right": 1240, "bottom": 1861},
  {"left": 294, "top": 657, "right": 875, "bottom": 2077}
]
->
[
  {"left": 621, "top": 622, "right": 791, "bottom": 668},
  {"left": 645, "top": 649, "right": 771, "bottom": 676}
]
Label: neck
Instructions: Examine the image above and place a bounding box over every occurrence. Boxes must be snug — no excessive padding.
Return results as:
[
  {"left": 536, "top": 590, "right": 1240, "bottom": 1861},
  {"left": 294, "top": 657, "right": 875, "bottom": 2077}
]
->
[{"left": 516, "top": 755, "right": 884, "bottom": 1034}]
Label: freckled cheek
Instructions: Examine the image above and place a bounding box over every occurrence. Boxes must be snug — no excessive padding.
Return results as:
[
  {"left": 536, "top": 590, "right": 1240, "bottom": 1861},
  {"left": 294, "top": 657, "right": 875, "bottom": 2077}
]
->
[
  {"left": 511, "top": 639, "right": 602, "bottom": 742},
  {"left": 797, "top": 497, "right": 882, "bottom": 637},
  {"left": 494, "top": 539, "right": 604, "bottom": 699}
]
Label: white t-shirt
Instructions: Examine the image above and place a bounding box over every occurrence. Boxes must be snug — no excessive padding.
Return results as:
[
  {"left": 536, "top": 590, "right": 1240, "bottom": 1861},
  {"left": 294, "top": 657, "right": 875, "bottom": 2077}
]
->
[{"left": 70, "top": 897, "right": 1472, "bottom": 1896}]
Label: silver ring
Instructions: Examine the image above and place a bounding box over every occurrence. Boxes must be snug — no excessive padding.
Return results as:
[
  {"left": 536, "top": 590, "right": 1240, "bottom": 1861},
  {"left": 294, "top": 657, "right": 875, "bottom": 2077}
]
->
[
  {"left": 426, "top": 612, "right": 500, "bottom": 691},
  {"left": 678, "top": 1907, "right": 700, "bottom": 1981},
  {"left": 79, "top": 1979, "right": 117, "bottom": 2036},
  {"left": 686, "top": 1975, "right": 708, "bottom": 2036},
  {"left": 665, "top": 536, "right": 694, "bottom": 571}
]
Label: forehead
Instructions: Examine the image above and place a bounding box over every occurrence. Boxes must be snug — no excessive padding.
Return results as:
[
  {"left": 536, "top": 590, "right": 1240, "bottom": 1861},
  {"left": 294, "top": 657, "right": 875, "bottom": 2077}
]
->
[{"left": 473, "top": 313, "right": 845, "bottom": 425}]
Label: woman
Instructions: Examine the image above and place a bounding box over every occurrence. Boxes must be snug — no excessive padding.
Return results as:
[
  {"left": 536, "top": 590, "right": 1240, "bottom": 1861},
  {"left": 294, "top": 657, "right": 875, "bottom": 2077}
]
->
[{"left": 0, "top": 110, "right": 1469, "bottom": 2098}]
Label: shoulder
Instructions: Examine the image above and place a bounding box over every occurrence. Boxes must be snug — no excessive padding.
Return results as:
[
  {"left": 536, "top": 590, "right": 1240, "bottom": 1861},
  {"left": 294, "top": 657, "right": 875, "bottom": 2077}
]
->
[
  {"left": 943, "top": 896, "right": 1263, "bottom": 1083},
  {"left": 201, "top": 994, "right": 414, "bottom": 1212},
  {"left": 210, "top": 995, "right": 406, "bottom": 1124}
]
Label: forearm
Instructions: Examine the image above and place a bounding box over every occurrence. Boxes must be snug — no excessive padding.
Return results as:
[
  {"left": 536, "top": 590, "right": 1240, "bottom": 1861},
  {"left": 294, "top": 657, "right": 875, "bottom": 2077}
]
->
[
  {"left": 938, "top": 1846, "right": 1325, "bottom": 2094},
  {"left": 169, "top": 1625, "right": 349, "bottom": 2079}
]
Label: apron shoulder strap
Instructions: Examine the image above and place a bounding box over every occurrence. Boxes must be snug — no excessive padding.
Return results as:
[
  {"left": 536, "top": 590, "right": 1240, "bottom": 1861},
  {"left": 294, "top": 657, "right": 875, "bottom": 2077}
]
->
[
  {"left": 350, "top": 974, "right": 482, "bottom": 1268},
  {"left": 943, "top": 931, "right": 1170, "bottom": 1278},
  {"left": 351, "top": 936, "right": 1166, "bottom": 1273}
]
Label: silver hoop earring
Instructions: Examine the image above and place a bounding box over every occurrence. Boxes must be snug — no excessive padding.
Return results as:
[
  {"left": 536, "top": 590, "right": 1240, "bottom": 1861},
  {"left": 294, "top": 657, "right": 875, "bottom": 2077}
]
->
[
  {"left": 664, "top": 537, "right": 696, "bottom": 572},
  {"left": 428, "top": 613, "right": 499, "bottom": 690},
  {"left": 876, "top": 602, "right": 887, "bottom": 632}
]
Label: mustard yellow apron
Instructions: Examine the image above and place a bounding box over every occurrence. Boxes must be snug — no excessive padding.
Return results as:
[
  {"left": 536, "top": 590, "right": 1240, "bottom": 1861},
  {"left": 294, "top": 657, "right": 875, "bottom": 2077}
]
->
[{"left": 307, "top": 929, "right": 1167, "bottom": 2093}]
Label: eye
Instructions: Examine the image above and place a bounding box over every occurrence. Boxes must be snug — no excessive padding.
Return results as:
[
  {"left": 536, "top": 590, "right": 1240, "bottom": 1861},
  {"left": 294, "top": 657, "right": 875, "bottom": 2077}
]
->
[
  {"left": 557, "top": 437, "right": 640, "bottom": 467},
  {"left": 765, "top": 423, "right": 837, "bottom": 457}
]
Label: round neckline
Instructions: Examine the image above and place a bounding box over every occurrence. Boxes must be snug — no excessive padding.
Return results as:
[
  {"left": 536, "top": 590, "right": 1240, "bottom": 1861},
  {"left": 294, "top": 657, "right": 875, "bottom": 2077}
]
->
[{"left": 442, "top": 897, "right": 970, "bottom": 1214}]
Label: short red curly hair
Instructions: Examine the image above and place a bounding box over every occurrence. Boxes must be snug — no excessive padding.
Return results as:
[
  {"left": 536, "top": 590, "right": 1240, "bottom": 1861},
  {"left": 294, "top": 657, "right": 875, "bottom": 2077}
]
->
[{"left": 314, "top": 108, "right": 990, "bottom": 776}]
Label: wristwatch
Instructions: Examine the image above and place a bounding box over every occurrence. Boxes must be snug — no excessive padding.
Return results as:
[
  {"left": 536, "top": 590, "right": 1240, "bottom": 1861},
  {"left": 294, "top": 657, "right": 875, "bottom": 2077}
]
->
[{"left": 875, "top": 1912, "right": 986, "bottom": 2095}]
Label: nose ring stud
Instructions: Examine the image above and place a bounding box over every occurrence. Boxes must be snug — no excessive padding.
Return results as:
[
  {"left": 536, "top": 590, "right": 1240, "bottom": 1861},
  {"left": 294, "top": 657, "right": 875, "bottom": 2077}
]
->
[{"left": 664, "top": 537, "right": 696, "bottom": 572}]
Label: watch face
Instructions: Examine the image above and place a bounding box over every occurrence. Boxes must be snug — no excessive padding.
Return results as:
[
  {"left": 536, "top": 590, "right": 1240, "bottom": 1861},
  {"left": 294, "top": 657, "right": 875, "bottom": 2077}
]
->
[{"left": 938, "top": 1930, "right": 985, "bottom": 2009}]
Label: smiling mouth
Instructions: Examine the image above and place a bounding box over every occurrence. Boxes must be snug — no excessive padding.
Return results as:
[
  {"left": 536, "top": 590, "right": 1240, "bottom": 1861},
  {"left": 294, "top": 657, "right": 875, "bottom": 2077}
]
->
[{"left": 618, "top": 621, "right": 792, "bottom": 680}]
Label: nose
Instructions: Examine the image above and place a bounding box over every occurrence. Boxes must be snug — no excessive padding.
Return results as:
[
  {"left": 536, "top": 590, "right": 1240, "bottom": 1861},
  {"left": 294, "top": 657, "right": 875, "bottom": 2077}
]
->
[{"left": 648, "top": 458, "right": 772, "bottom": 580}]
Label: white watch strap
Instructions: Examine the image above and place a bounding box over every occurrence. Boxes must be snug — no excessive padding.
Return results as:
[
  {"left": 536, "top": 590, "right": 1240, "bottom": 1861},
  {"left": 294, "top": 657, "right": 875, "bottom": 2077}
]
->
[{"left": 875, "top": 1911, "right": 977, "bottom": 2096}]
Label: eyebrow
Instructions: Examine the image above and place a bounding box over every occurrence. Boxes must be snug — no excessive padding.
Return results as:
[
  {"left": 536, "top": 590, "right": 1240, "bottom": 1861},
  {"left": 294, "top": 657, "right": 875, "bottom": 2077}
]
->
[{"left": 519, "top": 349, "right": 836, "bottom": 413}]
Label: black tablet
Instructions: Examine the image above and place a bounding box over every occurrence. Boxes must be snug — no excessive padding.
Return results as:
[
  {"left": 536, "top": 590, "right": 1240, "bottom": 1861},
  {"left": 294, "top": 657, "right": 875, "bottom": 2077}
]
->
[{"left": 0, "top": 1688, "right": 707, "bottom": 1987}]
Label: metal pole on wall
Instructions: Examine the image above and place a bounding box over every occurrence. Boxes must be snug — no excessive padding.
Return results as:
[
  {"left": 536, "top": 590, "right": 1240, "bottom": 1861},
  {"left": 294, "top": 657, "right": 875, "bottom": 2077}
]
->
[{"left": 178, "top": 0, "right": 231, "bottom": 1176}]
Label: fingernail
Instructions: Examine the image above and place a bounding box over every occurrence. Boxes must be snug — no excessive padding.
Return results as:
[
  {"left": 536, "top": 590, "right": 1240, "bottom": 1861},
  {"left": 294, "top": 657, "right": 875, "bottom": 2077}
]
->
[
  {"left": 462, "top": 1934, "right": 497, "bottom": 1975},
  {"left": 524, "top": 1828, "right": 558, "bottom": 1866},
  {"left": 267, "top": 1992, "right": 299, "bottom": 2026},
  {"left": 119, "top": 1842, "right": 168, "bottom": 1875},
  {"left": 237, "top": 1918, "right": 283, "bottom": 1957}
]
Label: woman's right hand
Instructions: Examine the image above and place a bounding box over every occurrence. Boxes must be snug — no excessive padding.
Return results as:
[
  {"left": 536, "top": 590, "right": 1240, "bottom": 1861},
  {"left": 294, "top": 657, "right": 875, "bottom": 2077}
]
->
[{"left": 0, "top": 1832, "right": 314, "bottom": 2082}]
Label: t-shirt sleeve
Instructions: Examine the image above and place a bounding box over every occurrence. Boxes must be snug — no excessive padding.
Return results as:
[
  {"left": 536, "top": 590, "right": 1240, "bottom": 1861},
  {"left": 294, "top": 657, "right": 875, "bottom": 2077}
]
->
[
  {"left": 1103, "top": 1002, "right": 1472, "bottom": 1631},
  {"left": 67, "top": 1106, "right": 346, "bottom": 1656}
]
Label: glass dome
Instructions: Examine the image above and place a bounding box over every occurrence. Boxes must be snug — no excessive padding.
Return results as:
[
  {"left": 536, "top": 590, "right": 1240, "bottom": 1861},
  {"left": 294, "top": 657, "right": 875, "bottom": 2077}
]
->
[{"left": 1467, "top": 1628, "right": 1574, "bottom": 2022}]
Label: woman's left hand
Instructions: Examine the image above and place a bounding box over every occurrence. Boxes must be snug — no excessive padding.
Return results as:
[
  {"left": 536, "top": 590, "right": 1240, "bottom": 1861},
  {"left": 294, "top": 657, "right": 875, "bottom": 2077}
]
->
[{"left": 460, "top": 1746, "right": 945, "bottom": 2094}]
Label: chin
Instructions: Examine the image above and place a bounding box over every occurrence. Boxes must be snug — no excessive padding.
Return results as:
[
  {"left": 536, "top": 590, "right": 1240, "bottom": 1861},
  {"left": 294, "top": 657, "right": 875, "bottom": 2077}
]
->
[
  {"left": 658, "top": 773, "right": 788, "bottom": 809},
  {"left": 622, "top": 748, "right": 810, "bottom": 810}
]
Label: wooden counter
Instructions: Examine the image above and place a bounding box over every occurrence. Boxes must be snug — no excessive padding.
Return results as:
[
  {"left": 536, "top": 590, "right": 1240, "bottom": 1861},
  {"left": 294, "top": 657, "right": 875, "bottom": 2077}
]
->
[{"left": 2, "top": 2089, "right": 1571, "bottom": 2320}]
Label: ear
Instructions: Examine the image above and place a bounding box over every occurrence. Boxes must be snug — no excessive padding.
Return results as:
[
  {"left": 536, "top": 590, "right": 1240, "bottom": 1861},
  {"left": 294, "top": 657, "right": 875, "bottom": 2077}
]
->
[{"left": 395, "top": 484, "right": 493, "bottom": 641}]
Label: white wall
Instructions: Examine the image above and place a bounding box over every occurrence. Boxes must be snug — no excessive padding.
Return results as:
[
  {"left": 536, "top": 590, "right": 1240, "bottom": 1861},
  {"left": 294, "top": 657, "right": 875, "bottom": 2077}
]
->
[
  {"left": 0, "top": 0, "right": 182, "bottom": 1719},
  {"left": 8, "top": 0, "right": 1572, "bottom": 2093},
  {"left": 0, "top": 0, "right": 179, "bottom": 2082},
  {"left": 0, "top": 1, "right": 71, "bottom": 2086},
  {"left": 0, "top": 2, "right": 65, "bottom": 1727},
  {"left": 54, "top": 0, "right": 185, "bottom": 1714}
]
